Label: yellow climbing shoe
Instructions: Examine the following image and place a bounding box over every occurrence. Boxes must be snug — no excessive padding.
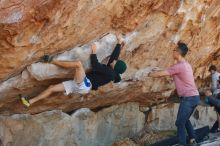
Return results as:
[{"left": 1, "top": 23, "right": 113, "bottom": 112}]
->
[{"left": 20, "top": 96, "right": 30, "bottom": 107}]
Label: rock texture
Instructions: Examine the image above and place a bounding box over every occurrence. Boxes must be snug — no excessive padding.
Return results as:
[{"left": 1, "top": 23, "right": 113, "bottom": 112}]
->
[
  {"left": 0, "top": 102, "right": 145, "bottom": 146},
  {"left": 0, "top": 0, "right": 220, "bottom": 115},
  {"left": 0, "top": 102, "right": 217, "bottom": 146},
  {"left": 1, "top": 1, "right": 220, "bottom": 146},
  {"left": 147, "top": 103, "right": 217, "bottom": 131},
  {"left": 110, "top": 103, "right": 218, "bottom": 146},
  {"left": 111, "top": 133, "right": 220, "bottom": 146}
]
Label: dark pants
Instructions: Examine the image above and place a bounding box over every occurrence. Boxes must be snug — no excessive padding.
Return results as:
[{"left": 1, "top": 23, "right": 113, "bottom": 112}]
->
[
  {"left": 206, "top": 96, "right": 220, "bottom": 113},
  {"left": 175, "top": 96, "right": 200, "bottom": 145},
  {"left": 206, "top": 96, "right": 220, "bottom": 133},
  {"left": 210, "top": 120, "right": 218, "bottom": 133}
]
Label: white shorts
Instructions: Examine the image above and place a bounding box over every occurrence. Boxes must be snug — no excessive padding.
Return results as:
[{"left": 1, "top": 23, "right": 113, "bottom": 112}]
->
[{"left": 62, "top": 77, "right": 92, "bottom": 95}]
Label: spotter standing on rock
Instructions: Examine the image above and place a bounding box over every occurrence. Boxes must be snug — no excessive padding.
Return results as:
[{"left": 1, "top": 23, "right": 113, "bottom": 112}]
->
[
  {"left": 148, "top": 42, "right": 200, "bottom": 146},
  {"left": 21, "top": 34, "right": 127, "bottom": 107}
]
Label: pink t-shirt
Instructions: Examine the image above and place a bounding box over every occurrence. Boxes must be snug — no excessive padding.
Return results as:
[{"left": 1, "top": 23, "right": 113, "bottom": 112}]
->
[{"left": 167, "top": 60, "right": 199, "bottom": 97}]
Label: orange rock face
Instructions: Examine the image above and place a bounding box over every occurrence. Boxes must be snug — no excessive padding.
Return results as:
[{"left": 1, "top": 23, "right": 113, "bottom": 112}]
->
[{"left": 0, "top": 0, "right": 220, "bottom": 114}]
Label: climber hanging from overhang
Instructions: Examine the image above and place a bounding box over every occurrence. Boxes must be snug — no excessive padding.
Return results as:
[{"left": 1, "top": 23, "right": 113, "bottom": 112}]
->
[{"left": 20, "top": 33, "right": 127, "bottom": 107}]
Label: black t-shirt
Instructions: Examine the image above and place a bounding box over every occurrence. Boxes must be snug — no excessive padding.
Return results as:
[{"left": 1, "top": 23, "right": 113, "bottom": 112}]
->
[{"left": 86, "top": 44, "right": 122, "bottom": 90}]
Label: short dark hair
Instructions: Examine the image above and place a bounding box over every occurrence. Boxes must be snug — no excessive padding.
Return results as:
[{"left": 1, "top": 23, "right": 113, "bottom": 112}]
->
[
  {"left": 177, "top": 42, "right": 188, "bottom": 57},
  {"left": 209, "top": 65, "right": 217, "bottom": 72}
]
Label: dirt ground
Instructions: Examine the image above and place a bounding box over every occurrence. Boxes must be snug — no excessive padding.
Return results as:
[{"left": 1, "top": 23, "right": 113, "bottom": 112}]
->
[{"left": 110, "top": 130, "right": 176, "bottom": 146}]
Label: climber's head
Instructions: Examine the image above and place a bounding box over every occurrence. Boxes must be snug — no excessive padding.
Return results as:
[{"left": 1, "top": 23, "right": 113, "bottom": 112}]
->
[
  {"left": 173, "top": 41, "right": 188, "bottom": 60},
  {"left": 110, "top": 60, "right": 127, "bottom": 74}
]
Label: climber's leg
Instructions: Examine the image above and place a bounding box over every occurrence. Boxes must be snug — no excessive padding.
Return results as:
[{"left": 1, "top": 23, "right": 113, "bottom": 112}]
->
[{"left": 21, "top": 83, "right": 65, "bottom": 107}]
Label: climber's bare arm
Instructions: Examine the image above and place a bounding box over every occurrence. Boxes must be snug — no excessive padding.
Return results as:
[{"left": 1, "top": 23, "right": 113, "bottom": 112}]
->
[
  {"left": 148, "top": 70, "right": 170, "bottom": 78},
  {"left": 51, "top": 60, "right": 82, "bottom": 69}
]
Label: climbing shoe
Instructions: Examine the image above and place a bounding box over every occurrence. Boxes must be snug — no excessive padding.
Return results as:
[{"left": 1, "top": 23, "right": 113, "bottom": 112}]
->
[{"left": 20, "top": 95, "right": 30, "bottom": 108}]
